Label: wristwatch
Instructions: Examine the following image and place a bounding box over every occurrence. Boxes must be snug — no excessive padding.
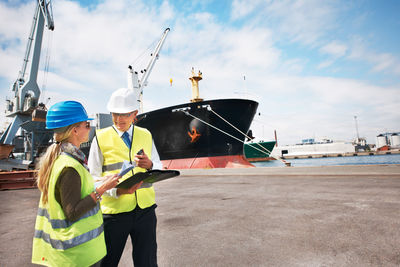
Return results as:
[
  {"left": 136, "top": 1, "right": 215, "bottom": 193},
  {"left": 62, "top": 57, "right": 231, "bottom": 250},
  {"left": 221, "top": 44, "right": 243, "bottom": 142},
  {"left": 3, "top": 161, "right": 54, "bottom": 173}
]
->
[{"left": 94, "top": 189, "right": 102, "bottom": 201}]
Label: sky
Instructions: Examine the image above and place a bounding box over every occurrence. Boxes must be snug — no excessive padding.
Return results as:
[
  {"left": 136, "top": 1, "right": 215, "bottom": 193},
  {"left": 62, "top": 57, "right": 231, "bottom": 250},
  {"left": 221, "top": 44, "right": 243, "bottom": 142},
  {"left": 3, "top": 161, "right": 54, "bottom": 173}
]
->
[{"left": 0, "top": 0, "right": 399, "bottom": 146}]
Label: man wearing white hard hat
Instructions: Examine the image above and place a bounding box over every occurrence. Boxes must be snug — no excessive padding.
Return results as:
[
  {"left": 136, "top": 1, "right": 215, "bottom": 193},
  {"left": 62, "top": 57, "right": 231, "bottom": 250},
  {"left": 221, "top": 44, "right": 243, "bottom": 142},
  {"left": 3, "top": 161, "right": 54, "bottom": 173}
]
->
[{"left": 88, "top": 87, "right": 162, "bottom": 267}]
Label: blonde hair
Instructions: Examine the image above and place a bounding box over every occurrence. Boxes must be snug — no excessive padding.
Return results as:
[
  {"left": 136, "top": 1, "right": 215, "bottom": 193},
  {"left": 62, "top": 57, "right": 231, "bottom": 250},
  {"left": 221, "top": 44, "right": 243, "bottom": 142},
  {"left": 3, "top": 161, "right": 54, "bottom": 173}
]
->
[{"left": 36, "top": 122, "right": 80, "bottom": 204}]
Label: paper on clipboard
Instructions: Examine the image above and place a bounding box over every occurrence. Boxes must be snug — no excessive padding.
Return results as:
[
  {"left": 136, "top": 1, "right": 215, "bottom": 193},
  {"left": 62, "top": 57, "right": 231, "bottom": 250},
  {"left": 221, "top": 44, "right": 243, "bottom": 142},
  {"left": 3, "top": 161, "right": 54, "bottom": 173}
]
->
[{"left": 118, "top": 161, "right": 135, "bottom": 177}]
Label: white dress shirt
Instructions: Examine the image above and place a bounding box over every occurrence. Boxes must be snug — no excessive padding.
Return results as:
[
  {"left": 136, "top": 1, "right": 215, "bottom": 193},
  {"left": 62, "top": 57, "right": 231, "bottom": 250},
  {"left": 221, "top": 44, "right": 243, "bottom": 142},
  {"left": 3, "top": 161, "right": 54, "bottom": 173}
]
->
[{"left": 88, "top": 125, "right": 162, "bottom": 198}]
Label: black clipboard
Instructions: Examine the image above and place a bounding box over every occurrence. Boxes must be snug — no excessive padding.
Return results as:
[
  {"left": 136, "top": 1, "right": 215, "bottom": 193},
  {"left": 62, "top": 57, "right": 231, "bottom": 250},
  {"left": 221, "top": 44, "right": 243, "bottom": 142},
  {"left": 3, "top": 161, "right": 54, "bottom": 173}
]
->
[{"left": 116, "top": 170, "right": 180, "bottom": 189}]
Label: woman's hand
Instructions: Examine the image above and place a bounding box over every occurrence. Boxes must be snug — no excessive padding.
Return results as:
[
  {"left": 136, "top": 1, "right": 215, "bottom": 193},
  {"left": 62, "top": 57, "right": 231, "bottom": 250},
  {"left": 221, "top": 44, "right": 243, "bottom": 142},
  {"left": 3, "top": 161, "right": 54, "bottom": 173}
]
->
[{"left": 96, "top": 174, "right": 120, "bottom": 195}]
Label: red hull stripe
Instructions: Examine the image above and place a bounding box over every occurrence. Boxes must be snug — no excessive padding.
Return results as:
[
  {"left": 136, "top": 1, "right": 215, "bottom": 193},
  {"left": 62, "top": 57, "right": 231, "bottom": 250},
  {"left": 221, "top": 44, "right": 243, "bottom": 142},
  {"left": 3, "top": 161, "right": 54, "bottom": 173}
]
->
[{"left": 162, "top": 155, "right": 255, "bottom": 169}]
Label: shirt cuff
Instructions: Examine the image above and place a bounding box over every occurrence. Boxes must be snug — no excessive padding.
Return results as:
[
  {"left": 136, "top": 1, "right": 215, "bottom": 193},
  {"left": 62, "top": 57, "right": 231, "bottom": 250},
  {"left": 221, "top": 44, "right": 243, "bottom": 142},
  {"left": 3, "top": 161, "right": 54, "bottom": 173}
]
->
[{"left": 107, "top": 188, "right": 118, "bottom": 198}]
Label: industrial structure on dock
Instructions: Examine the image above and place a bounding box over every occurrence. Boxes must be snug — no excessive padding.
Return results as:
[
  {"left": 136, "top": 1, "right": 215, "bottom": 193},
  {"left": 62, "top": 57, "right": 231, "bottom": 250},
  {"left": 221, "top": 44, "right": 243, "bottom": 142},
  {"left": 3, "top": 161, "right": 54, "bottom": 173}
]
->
[{"left": 376, "top": 132, "right": 400, "bottom": 150}]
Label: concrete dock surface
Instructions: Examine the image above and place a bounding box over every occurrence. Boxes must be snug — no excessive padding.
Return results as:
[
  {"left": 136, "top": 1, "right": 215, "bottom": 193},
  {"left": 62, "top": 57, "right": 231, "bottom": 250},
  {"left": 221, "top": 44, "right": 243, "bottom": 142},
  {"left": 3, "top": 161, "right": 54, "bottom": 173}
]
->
[{"left": 1, "top": 164, "right": 400, "bottom": 266}]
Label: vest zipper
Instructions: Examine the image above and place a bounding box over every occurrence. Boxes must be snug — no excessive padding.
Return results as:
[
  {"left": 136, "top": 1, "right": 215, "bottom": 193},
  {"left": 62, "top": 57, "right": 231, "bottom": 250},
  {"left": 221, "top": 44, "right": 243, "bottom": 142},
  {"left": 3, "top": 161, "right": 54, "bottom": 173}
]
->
[{"left": 127, "top": 141, "right": 138, "bottom": 205}]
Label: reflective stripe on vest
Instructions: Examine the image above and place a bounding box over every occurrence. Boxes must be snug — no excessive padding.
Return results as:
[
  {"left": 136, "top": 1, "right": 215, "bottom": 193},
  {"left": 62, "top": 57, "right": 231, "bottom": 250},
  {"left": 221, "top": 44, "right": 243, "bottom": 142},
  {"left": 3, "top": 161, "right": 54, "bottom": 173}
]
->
[
  {"left": 32, "top": 154, "right": 106, "bottom": 266},
  {"left": 102, "top": 161, "right": 123, "bottom": 172},
  {"left": 35, "top": 202, "right": 100, "bottom": 229},
  {"left": 96, "top": 125, "right": 155, "bottom": 213},
  {"left": 34, "top": 223, "right": 103, "bottom": 250}
]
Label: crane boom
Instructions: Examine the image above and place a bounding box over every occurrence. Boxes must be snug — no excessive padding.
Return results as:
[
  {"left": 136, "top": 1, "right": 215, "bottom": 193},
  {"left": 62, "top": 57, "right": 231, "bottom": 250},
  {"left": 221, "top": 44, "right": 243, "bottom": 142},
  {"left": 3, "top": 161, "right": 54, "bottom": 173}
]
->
[
  {"left": 140, "top": 28, "right": 170, "bottom": 89},
  {"left": 127, "top": 28, "right": 170, "bottom": 113},
  {"left": 19, "top": 0, "right": 54, "bottom": 84}
]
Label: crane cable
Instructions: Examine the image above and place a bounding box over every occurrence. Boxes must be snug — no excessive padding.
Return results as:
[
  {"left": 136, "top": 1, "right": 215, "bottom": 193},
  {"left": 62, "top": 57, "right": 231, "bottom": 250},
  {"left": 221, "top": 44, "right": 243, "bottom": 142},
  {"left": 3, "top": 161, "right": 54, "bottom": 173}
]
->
[
  {"left": 40, "top": 30, "right": 53, "bottom": 102},
  {"left": 129, "top": 38, "right": 158, "bottom": 70}
]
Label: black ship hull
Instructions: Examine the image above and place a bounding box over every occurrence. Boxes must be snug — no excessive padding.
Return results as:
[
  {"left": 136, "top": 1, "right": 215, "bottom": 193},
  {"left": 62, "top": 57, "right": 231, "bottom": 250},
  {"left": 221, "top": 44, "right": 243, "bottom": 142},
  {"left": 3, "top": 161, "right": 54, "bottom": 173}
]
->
[{"left": 136, "top": 98, "right": 258, "bottom": 169}]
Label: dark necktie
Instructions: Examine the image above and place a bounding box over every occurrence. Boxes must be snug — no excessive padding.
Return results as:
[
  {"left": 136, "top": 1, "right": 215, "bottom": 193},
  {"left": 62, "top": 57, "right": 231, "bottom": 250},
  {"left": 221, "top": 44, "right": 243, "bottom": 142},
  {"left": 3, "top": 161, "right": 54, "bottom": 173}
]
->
[{"left": 122, "top": 132, "right": 131, "bottom": 148}]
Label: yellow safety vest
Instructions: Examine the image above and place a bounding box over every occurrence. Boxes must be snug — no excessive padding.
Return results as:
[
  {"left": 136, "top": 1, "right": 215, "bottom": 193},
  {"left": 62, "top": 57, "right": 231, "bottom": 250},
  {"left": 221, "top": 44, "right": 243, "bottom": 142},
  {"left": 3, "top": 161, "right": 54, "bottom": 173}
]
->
[
  {"left": 96, "top": 125, "right": 155, "bottom": 214},
  {"left": 32, "top": 154, "right": 106, "bottom": 267}
]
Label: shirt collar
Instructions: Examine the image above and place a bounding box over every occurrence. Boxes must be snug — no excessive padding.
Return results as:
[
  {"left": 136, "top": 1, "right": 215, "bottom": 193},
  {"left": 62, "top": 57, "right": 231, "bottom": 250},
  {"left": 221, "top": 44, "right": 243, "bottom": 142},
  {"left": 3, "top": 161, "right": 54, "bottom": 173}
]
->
[{"left": 113, "top": 124, "right": 133, "bottom": 137}]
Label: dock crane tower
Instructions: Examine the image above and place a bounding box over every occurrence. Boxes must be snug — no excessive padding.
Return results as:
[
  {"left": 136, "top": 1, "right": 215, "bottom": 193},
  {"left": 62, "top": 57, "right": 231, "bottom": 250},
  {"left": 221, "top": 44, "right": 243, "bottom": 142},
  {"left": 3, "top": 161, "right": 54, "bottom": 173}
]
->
[{"left": 0, "top": 0, "right": 54, "bottom": 164}]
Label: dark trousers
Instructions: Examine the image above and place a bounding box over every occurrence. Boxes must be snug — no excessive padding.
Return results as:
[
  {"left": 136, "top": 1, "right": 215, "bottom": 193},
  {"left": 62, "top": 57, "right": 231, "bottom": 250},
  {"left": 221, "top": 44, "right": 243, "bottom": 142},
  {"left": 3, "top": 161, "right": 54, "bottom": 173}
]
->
[{"left": 100, "top": 204, "right": 157, "bottom": 267}]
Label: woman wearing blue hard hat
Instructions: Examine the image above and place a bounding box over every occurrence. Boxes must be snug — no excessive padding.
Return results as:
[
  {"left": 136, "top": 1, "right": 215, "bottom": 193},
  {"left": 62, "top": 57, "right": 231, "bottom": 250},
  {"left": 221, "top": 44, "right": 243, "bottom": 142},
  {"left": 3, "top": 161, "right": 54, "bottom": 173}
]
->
[{"left": 31, "top": 101, "right": 127, "bottom": 267}]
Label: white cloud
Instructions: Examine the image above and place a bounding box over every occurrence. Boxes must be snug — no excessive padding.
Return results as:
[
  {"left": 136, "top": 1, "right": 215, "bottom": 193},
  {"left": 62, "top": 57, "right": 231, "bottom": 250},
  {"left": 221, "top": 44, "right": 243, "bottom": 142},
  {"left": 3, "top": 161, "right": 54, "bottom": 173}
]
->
[
  {"left": 320, "top": 41, "right": 348, "bottom": 58},
  {"left": 317, "top": 59, "right": 334, "bottom": 69},
  {"left": 348, "top": 36, "right": 400, "bottom": 75},
  {"left": 231, "top": 0, "right": 263, "bottom": 20},
  {"left": 260, "top": 0, "right": 340, "bottom": 46},
  {"left": 370, "top": 53, "right": 397, "bottom": 73}
]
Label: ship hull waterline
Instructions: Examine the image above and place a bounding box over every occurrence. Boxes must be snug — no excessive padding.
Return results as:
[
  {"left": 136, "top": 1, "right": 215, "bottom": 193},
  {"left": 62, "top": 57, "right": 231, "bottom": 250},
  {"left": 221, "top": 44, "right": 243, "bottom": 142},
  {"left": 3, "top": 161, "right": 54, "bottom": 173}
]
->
[{"left": 136, "top": 98, "right": 259, "bottom": 169}]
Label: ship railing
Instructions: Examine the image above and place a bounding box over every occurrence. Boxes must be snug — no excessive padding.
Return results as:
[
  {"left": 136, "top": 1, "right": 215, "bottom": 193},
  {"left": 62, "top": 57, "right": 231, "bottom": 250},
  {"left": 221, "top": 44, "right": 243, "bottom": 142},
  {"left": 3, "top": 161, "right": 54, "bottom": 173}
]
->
[{"left": 172, "top": 107, "right": 191, "bottom": 113}]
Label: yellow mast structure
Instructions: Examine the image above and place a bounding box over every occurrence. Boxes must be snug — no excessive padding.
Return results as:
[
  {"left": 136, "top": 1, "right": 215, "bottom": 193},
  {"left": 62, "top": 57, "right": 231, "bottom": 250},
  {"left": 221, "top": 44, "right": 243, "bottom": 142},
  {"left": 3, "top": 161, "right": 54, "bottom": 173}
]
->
[{"left": 189, "top": 67, "right": 203, "bottom": 102}]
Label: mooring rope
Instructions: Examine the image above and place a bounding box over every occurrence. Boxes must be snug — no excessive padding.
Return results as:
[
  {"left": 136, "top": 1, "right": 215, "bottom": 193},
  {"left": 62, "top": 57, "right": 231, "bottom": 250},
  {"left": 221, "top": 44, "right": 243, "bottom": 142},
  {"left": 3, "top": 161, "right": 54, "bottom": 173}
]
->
[
  {"left": 208, "top": 107, "right": 290, "bottom": 166},
  {"left": 182, "top": 108, "right": 290, "bottom": 166},
  {"left": 208, "top": 108, "right": 273, "bottom": 155}
]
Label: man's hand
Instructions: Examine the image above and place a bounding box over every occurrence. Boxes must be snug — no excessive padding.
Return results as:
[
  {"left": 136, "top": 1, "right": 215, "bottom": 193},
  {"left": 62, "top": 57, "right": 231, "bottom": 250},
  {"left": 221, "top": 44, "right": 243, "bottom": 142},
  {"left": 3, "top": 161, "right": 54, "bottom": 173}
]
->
[
  {"left": 134, "top": 150, "right": 153, "bottom": 170},
  {"left": 117, "top": 181, "right": 143, "bottom": 196}
]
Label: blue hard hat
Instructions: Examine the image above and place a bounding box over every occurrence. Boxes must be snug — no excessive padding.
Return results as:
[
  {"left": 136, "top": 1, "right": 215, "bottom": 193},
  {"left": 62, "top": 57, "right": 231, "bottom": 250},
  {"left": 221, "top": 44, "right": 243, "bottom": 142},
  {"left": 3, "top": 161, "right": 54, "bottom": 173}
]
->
[{"left": 46, "top": 101, "right": 94, "bottom": 129}]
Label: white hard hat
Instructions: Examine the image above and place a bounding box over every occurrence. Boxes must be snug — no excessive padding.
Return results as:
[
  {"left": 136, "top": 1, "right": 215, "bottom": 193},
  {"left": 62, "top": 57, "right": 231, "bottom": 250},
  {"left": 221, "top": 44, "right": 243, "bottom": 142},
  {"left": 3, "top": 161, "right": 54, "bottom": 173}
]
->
[{"left": 107, "top": 88, "right": 139, "bottom": 113}]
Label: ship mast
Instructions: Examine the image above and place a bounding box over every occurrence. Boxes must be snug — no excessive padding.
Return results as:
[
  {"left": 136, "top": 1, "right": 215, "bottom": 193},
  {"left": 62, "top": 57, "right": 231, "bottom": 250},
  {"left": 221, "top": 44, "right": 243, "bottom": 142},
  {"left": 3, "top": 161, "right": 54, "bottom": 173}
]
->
[{"left": 189, "top": 68, "right": 203, "bottom": 103}]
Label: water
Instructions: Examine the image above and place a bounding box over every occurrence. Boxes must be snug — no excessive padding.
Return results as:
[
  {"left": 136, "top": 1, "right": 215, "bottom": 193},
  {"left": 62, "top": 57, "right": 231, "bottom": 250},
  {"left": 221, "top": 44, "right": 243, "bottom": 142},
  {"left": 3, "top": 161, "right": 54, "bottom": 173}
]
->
[{"left": 252, "top": 153, "right": 400, "bottom": 167}]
